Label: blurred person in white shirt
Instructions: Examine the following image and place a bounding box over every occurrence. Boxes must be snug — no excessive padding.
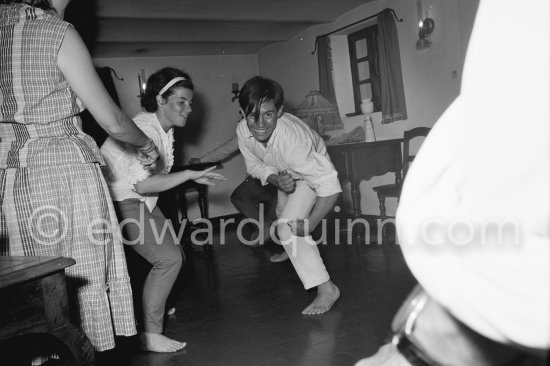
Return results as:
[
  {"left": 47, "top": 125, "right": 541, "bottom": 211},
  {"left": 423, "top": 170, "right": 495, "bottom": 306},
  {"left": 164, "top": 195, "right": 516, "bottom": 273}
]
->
[{"left": 355, "top": 0, "right": 549, "bottom": 365}]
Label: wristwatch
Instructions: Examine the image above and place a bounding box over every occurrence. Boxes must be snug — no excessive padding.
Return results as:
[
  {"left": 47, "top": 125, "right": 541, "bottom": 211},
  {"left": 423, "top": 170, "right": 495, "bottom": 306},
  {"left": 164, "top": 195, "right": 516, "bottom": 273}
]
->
[{"left": 391, "top": 285, "right": 442, "bottom": 366}]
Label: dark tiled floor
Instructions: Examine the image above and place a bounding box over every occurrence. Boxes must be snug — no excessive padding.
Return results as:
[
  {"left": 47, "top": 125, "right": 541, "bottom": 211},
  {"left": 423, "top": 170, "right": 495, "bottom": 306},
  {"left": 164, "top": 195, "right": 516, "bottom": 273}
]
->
[{"left": 98, "top": 219, "right": 417, "bottom": 366}]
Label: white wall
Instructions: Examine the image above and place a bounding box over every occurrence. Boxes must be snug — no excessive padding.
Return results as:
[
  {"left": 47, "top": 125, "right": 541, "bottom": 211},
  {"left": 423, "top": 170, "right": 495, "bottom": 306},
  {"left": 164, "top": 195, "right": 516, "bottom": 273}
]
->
[
  {"left": 92, "top": 0, "right": 479, "bottom": 219},
  {"left": 93, "top": 55, "right": 258, "bottom": 219},
  {"left": 257, "top": 0, "right": 479, "bottom": 216}
]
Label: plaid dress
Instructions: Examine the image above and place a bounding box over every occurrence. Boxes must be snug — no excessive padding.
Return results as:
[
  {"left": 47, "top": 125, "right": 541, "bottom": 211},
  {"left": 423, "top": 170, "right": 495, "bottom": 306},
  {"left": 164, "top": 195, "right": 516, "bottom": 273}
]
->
[{"left": 0, "top": 4, "right": 136, "bottom": 351}]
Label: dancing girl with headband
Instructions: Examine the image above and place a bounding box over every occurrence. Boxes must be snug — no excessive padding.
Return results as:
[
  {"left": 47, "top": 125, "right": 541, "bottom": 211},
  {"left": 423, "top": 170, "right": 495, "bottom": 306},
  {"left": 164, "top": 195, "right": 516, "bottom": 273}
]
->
[{"left": 101, "top": 67, "right": 227, "bottom": 352}]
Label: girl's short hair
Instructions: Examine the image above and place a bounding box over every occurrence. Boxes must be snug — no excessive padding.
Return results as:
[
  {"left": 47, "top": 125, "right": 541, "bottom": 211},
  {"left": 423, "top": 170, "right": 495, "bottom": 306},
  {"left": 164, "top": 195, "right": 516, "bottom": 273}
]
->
[{"left": 141, "top": 67, "right": 194, "bottom": 113}]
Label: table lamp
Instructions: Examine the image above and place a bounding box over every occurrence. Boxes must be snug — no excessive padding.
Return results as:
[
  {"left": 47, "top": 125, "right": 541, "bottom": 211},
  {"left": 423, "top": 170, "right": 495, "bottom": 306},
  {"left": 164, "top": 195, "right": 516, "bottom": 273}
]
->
[{"left": 294, "top": 91, "right": 343, "bottom": 137}]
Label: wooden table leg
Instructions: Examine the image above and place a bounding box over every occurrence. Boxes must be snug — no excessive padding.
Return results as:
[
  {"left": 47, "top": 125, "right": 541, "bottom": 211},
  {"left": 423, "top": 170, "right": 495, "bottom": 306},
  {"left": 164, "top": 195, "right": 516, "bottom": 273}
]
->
[
  {"left": 349, "top": 181, "right": 367, "bottom": 243},
  {"left": 42, "top": 272, "right": 95, "bottom": 366},
  {"left": 350, "top": 181, "right": 362, "bottom": 218},
  {"left": 0, "top": 257, "right": 95, "bottom": 366},
  {"left": 49, "top": 324, "right": 95, "bottom": 366}
]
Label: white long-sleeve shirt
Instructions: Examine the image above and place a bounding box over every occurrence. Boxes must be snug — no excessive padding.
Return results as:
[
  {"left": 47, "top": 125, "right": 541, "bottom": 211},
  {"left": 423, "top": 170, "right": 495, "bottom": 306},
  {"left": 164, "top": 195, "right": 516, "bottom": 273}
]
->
[{"left": 236, "top": 112, "right": 341, "bottom": 197}]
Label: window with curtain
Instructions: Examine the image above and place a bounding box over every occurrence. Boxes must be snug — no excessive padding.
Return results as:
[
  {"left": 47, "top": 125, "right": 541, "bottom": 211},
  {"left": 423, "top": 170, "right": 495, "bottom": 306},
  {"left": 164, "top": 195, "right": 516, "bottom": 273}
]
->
[
  {"left": 347, "top": 24, "right": 380, "bottom": 115},
  {"left": 330, "top": 8, "right": 407, "bottom": 124}
]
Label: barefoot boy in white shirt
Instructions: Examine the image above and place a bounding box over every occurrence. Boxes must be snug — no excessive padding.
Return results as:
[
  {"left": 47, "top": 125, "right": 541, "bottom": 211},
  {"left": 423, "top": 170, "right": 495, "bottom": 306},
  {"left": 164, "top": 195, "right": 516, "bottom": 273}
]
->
[{"left": 236, "top": 76, "right": 341, "bottom": 315}]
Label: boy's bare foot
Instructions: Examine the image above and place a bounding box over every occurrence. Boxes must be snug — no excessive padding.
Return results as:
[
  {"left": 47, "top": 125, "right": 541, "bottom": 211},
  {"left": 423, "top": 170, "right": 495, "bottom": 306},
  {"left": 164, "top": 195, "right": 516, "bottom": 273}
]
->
[
  {"left": 139, "top": 332, "right": 186, "bottom": 353},
  {"left": 302, "top": 280, "right": 340, "bottom": 315},
  {"left": 269, "top": 251, "right": 289, "bottom": 262}
]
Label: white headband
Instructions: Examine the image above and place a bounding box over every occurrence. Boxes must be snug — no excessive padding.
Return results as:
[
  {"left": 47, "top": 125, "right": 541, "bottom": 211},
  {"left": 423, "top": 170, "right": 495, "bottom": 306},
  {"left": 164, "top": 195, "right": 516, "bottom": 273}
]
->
[{"left": 157, "top": 77, "right": 186, "bottom": 97}]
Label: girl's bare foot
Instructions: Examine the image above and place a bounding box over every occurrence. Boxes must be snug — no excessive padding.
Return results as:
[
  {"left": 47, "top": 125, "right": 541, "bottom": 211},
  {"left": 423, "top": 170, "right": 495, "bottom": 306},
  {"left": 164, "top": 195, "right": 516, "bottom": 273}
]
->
[
  {"left": 302, "top": 280, "right": 340, "bottom": 315},
  {"left": 139, "top": 332, "right": 186, "bottom": 353}
]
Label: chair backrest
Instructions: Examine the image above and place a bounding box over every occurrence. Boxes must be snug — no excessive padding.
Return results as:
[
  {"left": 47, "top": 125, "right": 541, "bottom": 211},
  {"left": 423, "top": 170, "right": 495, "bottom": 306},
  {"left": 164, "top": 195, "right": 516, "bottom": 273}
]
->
[{"left": 403, "top": 127, "right": 431, "bottom": 178}]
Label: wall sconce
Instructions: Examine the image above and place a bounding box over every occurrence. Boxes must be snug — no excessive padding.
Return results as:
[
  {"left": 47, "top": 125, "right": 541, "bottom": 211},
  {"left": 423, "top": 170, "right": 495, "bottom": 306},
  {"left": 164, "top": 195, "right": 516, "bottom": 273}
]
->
[
  {"left": 231, "top": 83, "right": 239, "bottom": 102},
  {"left": 416, "top": 0, "right": 435, "bottom": 50},
  {"left": 137, "top": 69, "right": 147, "bottom": 99}
]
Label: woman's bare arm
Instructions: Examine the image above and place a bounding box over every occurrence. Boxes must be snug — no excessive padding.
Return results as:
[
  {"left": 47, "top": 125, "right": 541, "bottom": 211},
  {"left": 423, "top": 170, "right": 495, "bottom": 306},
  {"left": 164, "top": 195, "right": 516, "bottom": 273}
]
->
[{"left": 57, "top": 26, "right": 148, "bottom": 148}]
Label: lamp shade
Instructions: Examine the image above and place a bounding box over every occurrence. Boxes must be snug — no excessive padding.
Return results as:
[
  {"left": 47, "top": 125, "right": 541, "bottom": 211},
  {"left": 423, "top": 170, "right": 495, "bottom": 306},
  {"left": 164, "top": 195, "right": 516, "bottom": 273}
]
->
[{"left": 294, "top": 91, "right": 343, "bottom": 134}]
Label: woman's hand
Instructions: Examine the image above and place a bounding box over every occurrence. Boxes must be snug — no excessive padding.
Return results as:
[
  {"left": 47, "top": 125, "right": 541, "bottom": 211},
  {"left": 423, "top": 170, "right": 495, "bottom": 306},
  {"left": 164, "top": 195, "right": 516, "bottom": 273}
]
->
[
  {"left": 136, "top": 138, "right": 160, "bottom": 171},
  {"left": 188, "top": 166, "right": 227, "bottom": 186},
  {"left": 136, "top": 146, "right": 160, "bottom": 171}
]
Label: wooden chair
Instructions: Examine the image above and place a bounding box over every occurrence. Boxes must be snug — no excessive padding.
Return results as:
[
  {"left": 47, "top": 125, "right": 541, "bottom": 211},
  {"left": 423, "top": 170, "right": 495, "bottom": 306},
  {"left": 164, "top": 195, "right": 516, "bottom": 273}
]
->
[
  {"left": 372, "top": 127, "right": 431, "bottom": 217},
  {"left": 158, "top": 162, "right": 221, "bottom": 253}
]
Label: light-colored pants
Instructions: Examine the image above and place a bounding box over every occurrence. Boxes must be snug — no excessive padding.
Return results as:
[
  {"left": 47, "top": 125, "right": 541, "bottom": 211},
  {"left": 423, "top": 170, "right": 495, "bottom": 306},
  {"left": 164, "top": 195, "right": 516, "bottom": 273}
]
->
[
  {"left": 276, "top": 180, "right": 330, "bottom": 290},
  {"left": 114, "top": 199, "right": 184, "bottom": 334}
]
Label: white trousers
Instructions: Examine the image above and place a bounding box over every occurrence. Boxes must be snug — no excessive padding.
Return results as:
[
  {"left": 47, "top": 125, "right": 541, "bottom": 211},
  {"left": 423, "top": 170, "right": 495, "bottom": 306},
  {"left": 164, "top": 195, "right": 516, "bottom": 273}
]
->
[{"left": 276, "top": 180, "right": 330, "bottom": 290}]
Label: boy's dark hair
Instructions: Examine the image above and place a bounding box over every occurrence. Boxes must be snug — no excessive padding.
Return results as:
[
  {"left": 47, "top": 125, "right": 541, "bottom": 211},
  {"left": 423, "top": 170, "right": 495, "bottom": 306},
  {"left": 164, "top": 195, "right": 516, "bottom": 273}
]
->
[
  {"left": 141, "top": 67, "right": 194, "bottom": 113},
  {"left": 238, "top": 76, "right": 284, "bottom": 122}
]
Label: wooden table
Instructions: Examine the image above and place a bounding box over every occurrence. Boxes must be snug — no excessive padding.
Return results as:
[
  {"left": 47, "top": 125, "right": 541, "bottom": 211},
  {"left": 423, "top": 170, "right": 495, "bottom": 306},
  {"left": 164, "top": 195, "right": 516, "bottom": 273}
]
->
[
  {"left": 0, "top": 256, "right": 94, "bottom": 366},
  {"left": 327, "top": 139, "right": 402, "bottom": 217}
]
